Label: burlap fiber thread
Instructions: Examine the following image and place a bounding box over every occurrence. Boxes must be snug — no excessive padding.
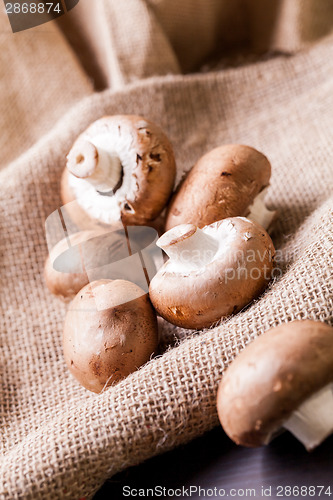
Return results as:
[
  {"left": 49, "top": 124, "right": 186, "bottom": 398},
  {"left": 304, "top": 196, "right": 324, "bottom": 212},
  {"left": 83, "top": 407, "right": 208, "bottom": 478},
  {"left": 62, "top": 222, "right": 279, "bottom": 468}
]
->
[{"left": 1, "top": 1, "right": 333, "bottom": 498}]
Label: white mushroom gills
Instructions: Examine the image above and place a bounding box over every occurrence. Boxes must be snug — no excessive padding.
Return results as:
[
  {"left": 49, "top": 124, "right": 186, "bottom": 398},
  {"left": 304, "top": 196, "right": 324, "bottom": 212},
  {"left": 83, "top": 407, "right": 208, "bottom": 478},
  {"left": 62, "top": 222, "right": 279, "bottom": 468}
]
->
[
  {"left": 283, "top": 382, "right": 333, "bottom": 451},
  {"left": 247, "top": 187, "right": 276, "bottom": 230},
  {"left": 157, "top": 224, "right": 219, "bottom": 271},
  {"left": 67, "top": 134, "right": 123, "bottom": 194},
  {"left": 67, "top": 130, "right": 137, "bottom": 224}
]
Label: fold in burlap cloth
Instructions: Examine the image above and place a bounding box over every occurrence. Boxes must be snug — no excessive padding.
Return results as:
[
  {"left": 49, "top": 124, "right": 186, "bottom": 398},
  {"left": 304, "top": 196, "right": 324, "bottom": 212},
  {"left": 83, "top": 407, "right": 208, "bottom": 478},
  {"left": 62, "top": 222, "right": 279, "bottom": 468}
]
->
[{"left": 1, "top": 1, "right": 333, "bottom": 498}]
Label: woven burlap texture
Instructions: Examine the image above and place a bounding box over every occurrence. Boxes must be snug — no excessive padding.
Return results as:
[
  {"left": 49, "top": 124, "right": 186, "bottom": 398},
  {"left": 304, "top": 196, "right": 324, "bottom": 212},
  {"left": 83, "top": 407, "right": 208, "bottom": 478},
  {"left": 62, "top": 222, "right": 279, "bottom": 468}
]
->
[
  {"left": 1, "top": 1, "right": 333, "bottom": 499},
  {"left": 59, "top": 0, "right": 333, "bottom": 87}
]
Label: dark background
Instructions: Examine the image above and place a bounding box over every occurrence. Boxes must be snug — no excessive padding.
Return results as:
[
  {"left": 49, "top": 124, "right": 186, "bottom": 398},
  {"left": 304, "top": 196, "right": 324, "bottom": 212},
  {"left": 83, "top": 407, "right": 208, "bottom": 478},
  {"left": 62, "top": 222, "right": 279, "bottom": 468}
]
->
[{"left": 95, "top": 427, "right": 333, "bottom": 499}]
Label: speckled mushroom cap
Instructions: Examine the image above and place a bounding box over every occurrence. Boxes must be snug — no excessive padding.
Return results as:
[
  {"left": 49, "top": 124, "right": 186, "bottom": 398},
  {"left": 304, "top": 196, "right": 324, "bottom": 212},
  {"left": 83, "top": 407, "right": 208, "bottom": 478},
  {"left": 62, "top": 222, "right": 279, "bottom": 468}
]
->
[
  {"left": 217, "top": 320, "right": 333, "bottom": 447},
  {"left": 44, "top": 230, "right": 98, "bottom": 300},
  {"left": 44, "top": 227, "right": 157, "bottom": 300},
  {"left": 149, "top": 217, "right": 275, "bottom": 329},
  {"left": 63, "top": 279, "right": 158, "bottom": 393},
  {"left": 61, "top": 115, "right": 176, "bottom": 227},
  {"left": 165, "top": 144, "right": 271, "bottom": 230}
]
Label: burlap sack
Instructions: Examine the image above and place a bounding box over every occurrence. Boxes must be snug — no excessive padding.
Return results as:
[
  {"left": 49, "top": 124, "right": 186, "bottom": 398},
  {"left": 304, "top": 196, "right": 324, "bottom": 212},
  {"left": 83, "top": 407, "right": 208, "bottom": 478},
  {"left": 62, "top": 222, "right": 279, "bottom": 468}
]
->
[
  {"left": 1, "top": 1, "right": 333, "bottom": 498},
  {"left": 0, "top": 8, "right": 92, "bottom": 171}
]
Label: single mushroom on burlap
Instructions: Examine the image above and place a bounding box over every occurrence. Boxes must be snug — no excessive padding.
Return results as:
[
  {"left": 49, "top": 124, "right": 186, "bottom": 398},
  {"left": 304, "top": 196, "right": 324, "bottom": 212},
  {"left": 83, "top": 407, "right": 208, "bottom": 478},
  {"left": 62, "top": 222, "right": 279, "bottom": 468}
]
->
[
  {"left": 44, "top": 226, "right": 159, "bottom": 301},
  {"left": 217, "top": 320, "right": 333, "bottom": 451},
  {"left": 63, "top": 279, "right": 158, "bottom": 393},
  {"left": 149, "top": 217, "right": 275, "bottom": 330},
  {"left": 61, "top": 115, "right": 176, "bottom": 227},
  {"left": 165, "top": 144, "right": 276, "bottom": 232}
]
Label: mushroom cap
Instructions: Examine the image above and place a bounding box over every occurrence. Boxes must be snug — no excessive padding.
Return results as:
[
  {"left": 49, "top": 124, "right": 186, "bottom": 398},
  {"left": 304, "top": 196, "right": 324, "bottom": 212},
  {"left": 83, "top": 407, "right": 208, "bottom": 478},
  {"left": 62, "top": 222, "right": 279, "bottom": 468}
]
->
[
  {"left": 217, "top": 320, "right": 333, "bottom": 447},
  {"left": 165, "top": 144, "right": 271, "bottom": 230},
  {"left": 60, "top": 168, "right": 167, "bottom": 235},
  {"left": 149, "top": 217, "right": 275, "bottom": 329},
  {"left": 44, "top": 227, "right": 158, "bottom": 300},
  {"left": 62, "top": 115, "right": 176, "bottom": 226},
  {"left": 63, "top": 279, "right": 158, "bottom": 393},
  {"left": 45, "top": 230, "right": 95, "bottom": 300}
]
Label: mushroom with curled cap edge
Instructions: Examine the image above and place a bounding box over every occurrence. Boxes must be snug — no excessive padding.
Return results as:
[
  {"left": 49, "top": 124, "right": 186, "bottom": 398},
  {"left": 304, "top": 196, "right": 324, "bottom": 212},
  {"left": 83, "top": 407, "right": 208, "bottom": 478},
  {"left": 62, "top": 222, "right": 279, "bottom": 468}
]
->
[
  {"left": 149, "top": 217, "right": 275, "bottom": 330},
  {"left": 165, "top": 144, "right": 276, "bottom": 232},
  {"left": 63, "top": 279, "right": 158, "bottom": 393},
  {"left": 44, "top": 225, "right": 160, "bottom": 301},
  {"left": 61, "top": 115, "right": 176, "bottom": 228},
  {"left": 217, "top": 320, "right": 333, "bottom": 451}
]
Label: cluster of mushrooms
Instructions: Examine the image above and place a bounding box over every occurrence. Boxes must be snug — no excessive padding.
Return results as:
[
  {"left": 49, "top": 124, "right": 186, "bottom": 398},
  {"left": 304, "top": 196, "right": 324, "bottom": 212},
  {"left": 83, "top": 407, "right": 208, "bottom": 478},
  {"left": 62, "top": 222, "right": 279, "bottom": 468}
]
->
[{"left": 45, "top": 114, "right": 333, "bottom": 451}]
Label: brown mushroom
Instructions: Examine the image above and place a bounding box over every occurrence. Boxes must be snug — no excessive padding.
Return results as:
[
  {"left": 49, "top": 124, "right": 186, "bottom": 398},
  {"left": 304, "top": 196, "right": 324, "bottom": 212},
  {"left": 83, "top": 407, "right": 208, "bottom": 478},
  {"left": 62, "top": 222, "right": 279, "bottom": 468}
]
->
[
  {"left": 149, "top": 217, "right": 275, "bottom": 329},
  {"left": 63, "top": 279, "right": 158, "bottom": 393},
  {"left": 217, "top": 320, "right": 333, "bottom": 451},
  {"left": 61, "top": 115, "right": 176, "bottom": 227},
  {"left": 165, "top": 144, "right": 276, "bottom": 231},
  {"left": 44, "top": 226, "right": 161, "bottom": 300}
]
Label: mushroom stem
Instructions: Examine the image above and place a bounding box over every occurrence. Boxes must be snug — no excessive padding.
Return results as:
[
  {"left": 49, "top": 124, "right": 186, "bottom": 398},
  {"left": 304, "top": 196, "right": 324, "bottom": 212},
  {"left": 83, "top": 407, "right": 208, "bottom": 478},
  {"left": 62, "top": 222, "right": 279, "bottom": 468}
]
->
[
  {"left": 283, "top": 383, "right": 333, "bottom": 451},
  {"left": 67, "top": 136, "right": 123, "bottom": 194},
  {"left": 156, "top": 223, "right": 219, "bottom": 270},
  {"left": 247, "top": 187, "right": 276, "bottom": 230}
]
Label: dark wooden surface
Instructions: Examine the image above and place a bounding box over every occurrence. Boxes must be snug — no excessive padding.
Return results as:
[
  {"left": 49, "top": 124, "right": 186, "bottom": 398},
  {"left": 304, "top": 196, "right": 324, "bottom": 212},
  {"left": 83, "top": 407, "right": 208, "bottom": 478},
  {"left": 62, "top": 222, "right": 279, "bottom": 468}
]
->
[{"left": 94, "top": 427, "right": 333, "bottom": 499}]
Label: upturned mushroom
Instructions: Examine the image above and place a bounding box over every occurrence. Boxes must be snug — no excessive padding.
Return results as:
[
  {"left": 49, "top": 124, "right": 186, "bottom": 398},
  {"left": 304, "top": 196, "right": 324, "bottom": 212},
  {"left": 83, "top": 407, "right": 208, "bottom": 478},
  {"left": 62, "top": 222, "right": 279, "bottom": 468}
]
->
[
  {"left": 165, "top": 144, "right": 276, "bottom": 231},
  {"left": 149, "top": 217, "right": 275, "bottom": 329},
  {"left": 44, "top": 226, "right": 160, "bottom": 300},
  {"left": 217, "top": 320, "right": 333, "bottom": 451},
  {"left": 63, "top": 279, "right": 158, "bottom": 393},
  {"left": 61, "top": 115, "right": 176, "bottom": 228}
]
